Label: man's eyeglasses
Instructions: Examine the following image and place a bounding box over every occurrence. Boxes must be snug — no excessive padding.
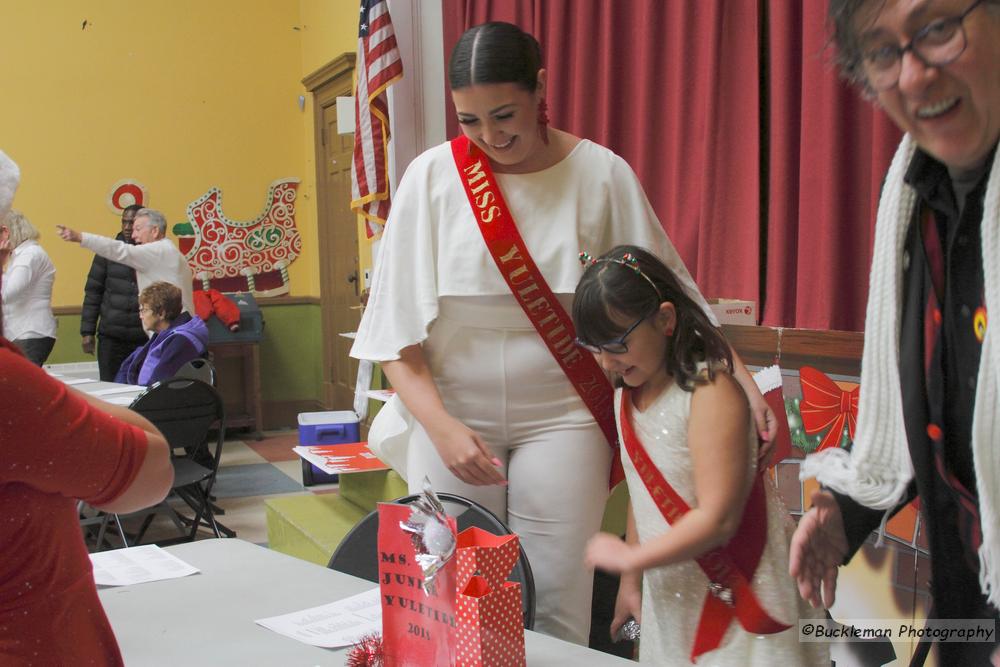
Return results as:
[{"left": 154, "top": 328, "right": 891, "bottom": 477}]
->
[
  {"left": 861, "top": 0, "right": 984, "bottom": 91},
  {"left": 575, "top": 310, "right": 654, "bottom": 355}
]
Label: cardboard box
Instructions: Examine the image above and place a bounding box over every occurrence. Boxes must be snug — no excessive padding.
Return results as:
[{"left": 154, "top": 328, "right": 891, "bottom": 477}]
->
[{"left": 708, "top": 299, "right": 757, "bottom": 326}]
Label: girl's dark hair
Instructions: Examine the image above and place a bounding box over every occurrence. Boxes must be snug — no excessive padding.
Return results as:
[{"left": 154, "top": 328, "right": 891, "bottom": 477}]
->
[
  {"left": 572, "top": 245, "right": 732, "bottom": 392},
  {"left": 448, "top": 22, "right": 543, "bottom": 92}
]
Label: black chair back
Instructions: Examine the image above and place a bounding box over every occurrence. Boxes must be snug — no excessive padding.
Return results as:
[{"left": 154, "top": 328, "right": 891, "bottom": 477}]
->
[
  {"left": 173, "top": 357, "right": 217, "bottom": 387},
  {"left": 130, "top": 377, "right": 224, "bottom": 470},
  {"left": 327, "top": 492, "right": 536, "bottom": 629}
]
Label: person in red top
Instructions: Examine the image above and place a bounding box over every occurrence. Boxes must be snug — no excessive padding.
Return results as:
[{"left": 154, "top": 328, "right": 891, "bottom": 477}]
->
[{"left": 0, "top": 149, "right": 174, "bottom": 665}]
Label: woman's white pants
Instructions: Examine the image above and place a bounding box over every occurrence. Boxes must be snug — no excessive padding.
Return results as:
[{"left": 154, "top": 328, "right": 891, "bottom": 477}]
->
[{"left": 406, "top": 297, "right": 612, "bottom": 645}]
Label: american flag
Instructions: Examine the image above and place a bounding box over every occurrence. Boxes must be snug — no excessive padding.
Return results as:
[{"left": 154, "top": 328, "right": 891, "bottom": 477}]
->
[{"left": 352, "top": 0, "right": 403, "bottom": 239}]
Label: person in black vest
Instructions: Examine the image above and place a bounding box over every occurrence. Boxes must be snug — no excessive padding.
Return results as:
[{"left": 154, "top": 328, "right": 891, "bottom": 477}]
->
[
  {"left": 791, "top": 2, "right": 1000, "bottom": 664},
  {"left": 80, "top": 204, "right": 148, "bottom": 381}
]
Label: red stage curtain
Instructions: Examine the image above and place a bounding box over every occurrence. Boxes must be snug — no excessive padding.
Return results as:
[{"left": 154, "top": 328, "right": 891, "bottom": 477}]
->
[
  {"left": 441, "top": 1, "right": 903, "bottom": 331},
  {"left": 442, "top": 0, "right": 762, "bottom": 306},
  {"left": 765, "top": 1, "right": 901, "bottom": 330}
]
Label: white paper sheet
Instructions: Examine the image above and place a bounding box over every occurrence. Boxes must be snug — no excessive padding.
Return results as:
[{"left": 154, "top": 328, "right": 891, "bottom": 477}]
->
[
  {"left": 90, "top": 545, "right": 200, "bottom": 586},
  {"left": 104, "top": 395, "right": 137, "bottom": 406},
  {"left": 62, "top": 378, "right": 99, "bottom": 386},
  {"left": 255, "top": 587, "right": 382, "bottom": 648},
  {"left": 89, "top": 384, "right": 146, "bottom": 396}
]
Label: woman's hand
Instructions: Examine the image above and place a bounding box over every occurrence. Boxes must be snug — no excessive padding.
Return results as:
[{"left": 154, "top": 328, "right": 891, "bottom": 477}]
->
[
  {"left": 585, "top": 532, "right": 636, "bottom": 575},
  {"left": 750, "top": 395, "right": 778, "bottom": 468},
  {"left": 426, "top": 415, "right": 506, "bottom": 486},
  {"left": 610, "top": 573, "right": 642, "bottom": 640}
]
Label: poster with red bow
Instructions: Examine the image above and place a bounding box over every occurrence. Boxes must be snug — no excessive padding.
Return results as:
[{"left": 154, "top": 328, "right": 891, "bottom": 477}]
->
[
  {"left": 377, "top": 503, "right": 456, "bottom": 666},
  {"left": 798, "top": 366, "right": 859, "bottom": 451}
]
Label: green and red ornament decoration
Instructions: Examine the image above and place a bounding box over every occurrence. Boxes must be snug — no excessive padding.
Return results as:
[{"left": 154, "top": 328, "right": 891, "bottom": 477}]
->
[{"left": 172, "top": 178, "right": 301, "bottom": 297}]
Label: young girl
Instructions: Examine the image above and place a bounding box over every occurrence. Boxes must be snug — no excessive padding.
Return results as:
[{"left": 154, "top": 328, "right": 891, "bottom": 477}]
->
[{"left": 574, "top": 246, "right": 826, "bottom": 665}]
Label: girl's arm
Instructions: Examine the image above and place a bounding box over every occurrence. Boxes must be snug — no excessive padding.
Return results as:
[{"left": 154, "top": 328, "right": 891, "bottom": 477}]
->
[
  {"left": 610, "top": 502, "right": 643, "bottom": 638},
  {"left": 381, "top": 344, "right": 506, "bottom": 486},
  {"left": 730, "top": 348, "right": 778, "bottom": 456},
  {"left": 587, "top": 372, "right": 753, "bottom": 575}
]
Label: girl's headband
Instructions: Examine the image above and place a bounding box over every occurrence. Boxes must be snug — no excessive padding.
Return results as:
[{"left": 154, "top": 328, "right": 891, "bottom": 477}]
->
[{"left": 578, "top": 251, "right": 663, "bottom": 301}]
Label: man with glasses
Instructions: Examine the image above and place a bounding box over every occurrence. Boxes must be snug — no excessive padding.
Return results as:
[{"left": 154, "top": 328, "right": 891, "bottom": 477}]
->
[
  {"left": 791, "top": 1, "right": 1000, "bottom": 663},
  {"left": 57, "top": 208, "right": 194, "bottom": 318},
  {"left": 79, "top": 204, "right": 149, "bottom": 380}
]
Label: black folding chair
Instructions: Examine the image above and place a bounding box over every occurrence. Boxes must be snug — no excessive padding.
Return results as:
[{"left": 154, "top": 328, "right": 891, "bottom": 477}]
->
[
  {"left": 327, "top": 492, "right": 536, "bottom": 629},
  {"left": 173, "top": 357, "right": 216, "bottom": 386},
  {"left": 114, "top": 377, "right": 231, "bottom": 544}
]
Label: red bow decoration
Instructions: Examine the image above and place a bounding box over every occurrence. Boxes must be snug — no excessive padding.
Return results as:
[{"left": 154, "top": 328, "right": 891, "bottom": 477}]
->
[{"left": 799, "top": 366, "right": 859, "bottom": 451}]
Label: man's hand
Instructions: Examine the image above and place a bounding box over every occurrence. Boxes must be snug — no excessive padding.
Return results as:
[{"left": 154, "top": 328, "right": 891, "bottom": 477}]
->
[
  {"left": 81, "top": 335, "right": 95, "bottom": 355},
  {"left": 56, "top": 225, "right": 82, "bottom": 243},
  {"left": 789, "top": 490, "right": 849, "bottom": 608}
]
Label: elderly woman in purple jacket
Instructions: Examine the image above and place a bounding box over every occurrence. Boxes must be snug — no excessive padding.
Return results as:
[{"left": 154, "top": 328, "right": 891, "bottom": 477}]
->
[{"left": 116, "top": 281, "right": 208, "bottom": 386}]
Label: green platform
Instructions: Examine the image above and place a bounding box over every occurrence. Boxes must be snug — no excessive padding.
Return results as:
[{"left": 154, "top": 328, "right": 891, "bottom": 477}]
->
[
  {"left": 265, "top": 469, "right": 408, "bottom": 566},
  {"left": 266, "top": 468, "right": 629, "bottom": 567}
]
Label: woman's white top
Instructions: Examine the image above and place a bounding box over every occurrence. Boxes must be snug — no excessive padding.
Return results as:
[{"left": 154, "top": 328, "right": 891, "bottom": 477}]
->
[
  {"left": 2, "top": 239, "right": 57, "bottom": 340},
  {"left": 351, "top": 139, "right": 717, "bottom": 361}
]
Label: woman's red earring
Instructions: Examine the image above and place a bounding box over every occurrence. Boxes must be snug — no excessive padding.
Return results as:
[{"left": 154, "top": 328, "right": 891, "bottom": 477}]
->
[{"left": 537, "top": 99, "right": 549, "bottom": 145}]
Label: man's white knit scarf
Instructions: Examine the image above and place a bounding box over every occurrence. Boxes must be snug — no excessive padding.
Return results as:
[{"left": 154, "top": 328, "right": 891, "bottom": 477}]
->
[{"left": 801, "top": 133, "right": 1000, "bottom": 610}]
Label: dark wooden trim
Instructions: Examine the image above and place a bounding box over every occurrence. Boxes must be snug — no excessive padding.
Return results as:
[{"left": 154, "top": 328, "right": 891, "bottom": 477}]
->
[
  {"left": 54, "top": 295, "right": 319, "bottom": 317},
  {"left": 722, "top": 325, "right": 865, "bottom": 377},
  {"left": 256, "top": 295, "right": 320, "bottom": 307},
  {"left": 302, "top": 53, "right": 356, "bottom": 92}
]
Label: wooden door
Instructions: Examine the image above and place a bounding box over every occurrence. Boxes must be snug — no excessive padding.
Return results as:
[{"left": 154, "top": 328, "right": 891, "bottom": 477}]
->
[{"left": 305, "top": 54, "right": 360, "bottom": 410}]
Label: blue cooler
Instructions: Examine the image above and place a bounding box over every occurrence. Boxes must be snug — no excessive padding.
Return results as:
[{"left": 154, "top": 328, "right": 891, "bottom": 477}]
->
[{"left": 298, "top": 410, "right": 360, "bottom": 486}]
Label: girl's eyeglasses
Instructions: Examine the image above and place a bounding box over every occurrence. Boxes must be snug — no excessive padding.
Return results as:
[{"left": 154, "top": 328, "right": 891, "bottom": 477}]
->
[{"left": 575, "top": 310, "right": 654, "bottom": 355}]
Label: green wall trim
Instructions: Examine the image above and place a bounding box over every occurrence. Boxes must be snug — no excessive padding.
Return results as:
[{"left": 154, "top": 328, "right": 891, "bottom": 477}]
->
[{"left": 50, "top": 302, "right": 323, "bottom": 403}]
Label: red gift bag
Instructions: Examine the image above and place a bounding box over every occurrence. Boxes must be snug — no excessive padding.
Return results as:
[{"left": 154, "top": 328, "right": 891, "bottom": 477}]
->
[
  {"left": 377, "top": 502, "right": 457, "bottom": 667},
  {"left": 452, "top": 527, "right": 526, "bottom": 667}
]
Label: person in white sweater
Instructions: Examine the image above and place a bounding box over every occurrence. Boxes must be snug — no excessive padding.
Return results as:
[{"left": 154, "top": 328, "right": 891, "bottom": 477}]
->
[
  {"left": 1, "top": 210, "right": 57, "bottom": 365},
  {"left": 57, "top": 208, "right": 194, "bottom": 316}
]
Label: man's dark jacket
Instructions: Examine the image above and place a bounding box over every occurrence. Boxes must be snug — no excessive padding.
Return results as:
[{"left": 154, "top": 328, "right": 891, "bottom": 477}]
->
[{"left": 79, "top": 232, "right": 146, "bottom": 342}]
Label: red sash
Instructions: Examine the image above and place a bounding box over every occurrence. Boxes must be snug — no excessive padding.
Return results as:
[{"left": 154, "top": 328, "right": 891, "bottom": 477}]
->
[
  {"left": 450, "top": 135, "right": 623, "bottom": 489},
  {"left": 620, "top": 389, "right": 790, "bottom": 661}
]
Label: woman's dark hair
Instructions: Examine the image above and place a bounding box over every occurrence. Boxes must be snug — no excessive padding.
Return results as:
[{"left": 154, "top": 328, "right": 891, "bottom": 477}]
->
[
  {"left": 448, "top": 22, "right": 543, "bottom": 91},
  {"left": 572, "top": 245, "right": 732, "bottom": 392}
]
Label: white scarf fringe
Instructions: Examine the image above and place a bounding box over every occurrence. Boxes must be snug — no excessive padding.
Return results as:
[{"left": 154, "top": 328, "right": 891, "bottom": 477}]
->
[{"left": 800, "top": 134, "right": 1000, "bottom": 610}]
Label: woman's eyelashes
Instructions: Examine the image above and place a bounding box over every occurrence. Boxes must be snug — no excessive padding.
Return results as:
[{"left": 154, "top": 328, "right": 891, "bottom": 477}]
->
[{"left": 456, "top": 111, "right": 516, "bottom": 125}]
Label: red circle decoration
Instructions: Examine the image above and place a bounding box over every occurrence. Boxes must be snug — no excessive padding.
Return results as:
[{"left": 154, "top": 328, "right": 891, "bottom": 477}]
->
[{"left": 107, "top": 180, "right": 147, "bottom": 213}]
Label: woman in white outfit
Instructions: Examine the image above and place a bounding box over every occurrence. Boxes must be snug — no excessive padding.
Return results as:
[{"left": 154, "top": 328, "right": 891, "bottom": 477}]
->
[
  {"left": 350, "top": 21, "right": 775, "bottom": 645},
  {"left": 1, "top": 210, "right": 57, "bottom": 365}
]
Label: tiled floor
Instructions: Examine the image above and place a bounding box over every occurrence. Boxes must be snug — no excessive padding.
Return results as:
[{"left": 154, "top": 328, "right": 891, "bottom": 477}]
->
[{"left": 102, "top": 429, "right": 334, "bottom": 548}]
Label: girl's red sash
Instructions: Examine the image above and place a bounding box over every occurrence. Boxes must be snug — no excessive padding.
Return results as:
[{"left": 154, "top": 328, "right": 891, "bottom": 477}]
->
[
  {"left": 620, "top": 389, "right": 790, "bottom": 661},
  {"left": 450, "top": 135, "right": 623, "bottom": 488}
]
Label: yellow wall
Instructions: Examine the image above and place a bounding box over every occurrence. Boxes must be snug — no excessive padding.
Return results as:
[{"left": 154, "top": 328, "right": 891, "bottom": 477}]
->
[{"left": 0, "top": 0, "right": 357, "bottom": 306}]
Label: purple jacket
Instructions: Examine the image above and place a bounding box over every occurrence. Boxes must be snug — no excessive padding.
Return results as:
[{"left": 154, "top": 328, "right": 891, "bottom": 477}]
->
[{"left": 115, "top": 312, "right": 209, "bottom": 386}]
